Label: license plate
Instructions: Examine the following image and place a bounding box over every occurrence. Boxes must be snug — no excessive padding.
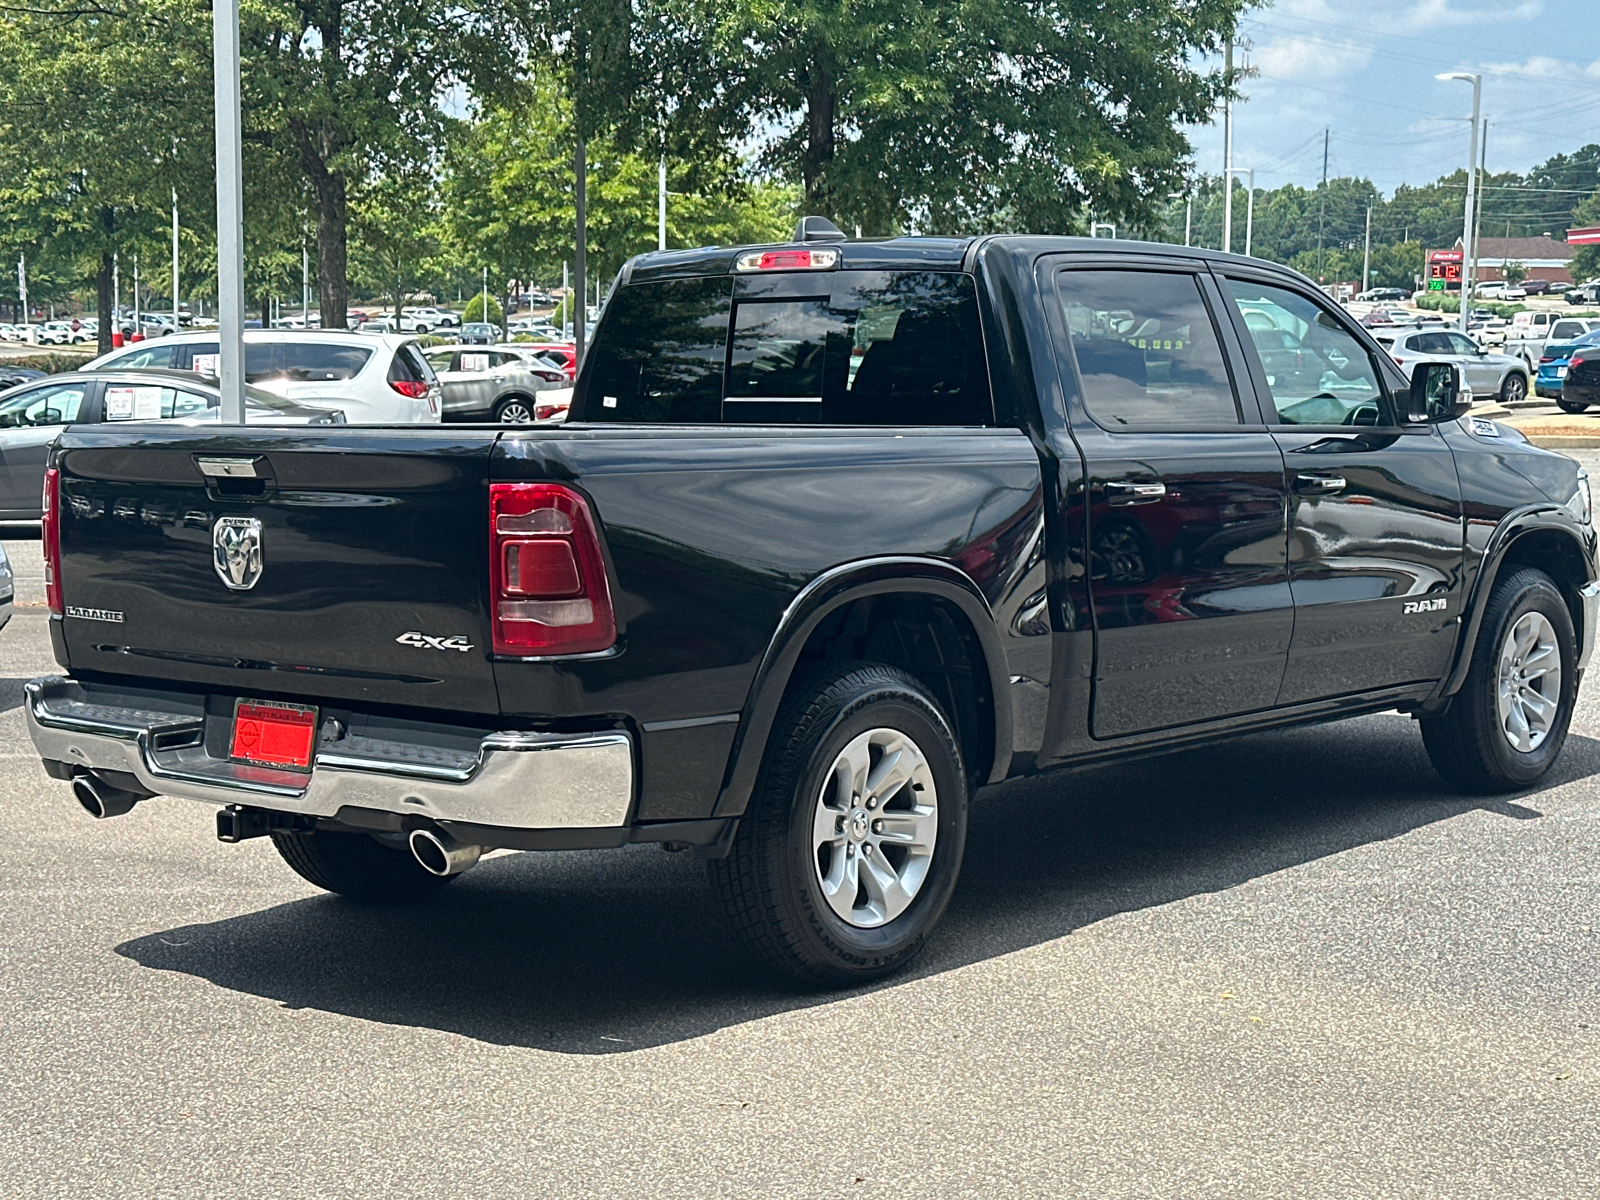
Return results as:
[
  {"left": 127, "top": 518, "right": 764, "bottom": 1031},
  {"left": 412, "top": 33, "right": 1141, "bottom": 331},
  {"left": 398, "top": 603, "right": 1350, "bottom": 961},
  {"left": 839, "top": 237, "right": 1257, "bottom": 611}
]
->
[
  {"left": 230, "top": 699, "right": 318, "bottom": 771},
  {"left": 1557, "top": 366, "right": 1568, "bottom": 378}
]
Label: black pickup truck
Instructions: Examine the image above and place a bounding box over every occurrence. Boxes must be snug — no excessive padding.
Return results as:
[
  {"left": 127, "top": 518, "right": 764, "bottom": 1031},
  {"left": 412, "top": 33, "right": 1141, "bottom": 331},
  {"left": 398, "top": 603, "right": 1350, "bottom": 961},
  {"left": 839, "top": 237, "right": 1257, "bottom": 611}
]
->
[{"left": 26, "top": 229, "right": 1599, "bottom": 985}]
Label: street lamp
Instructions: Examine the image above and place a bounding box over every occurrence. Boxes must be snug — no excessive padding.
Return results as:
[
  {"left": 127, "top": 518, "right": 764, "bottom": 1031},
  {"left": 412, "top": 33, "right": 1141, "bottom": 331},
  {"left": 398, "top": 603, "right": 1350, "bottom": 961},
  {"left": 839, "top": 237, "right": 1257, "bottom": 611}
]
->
[
  {"left": 1437, "top": 72, "right": 1480, "bottom": 336},
  {"left": 214, "top": 0, "right": 245, "bottom": 422},
  {"left": 1225, "top": 168, "right": 1254, "bottom": 257}
]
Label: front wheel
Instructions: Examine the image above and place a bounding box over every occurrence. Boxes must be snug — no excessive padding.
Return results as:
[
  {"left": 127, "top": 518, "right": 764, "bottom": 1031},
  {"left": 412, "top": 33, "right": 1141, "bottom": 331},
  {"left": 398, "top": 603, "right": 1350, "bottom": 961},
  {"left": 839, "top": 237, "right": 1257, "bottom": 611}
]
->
[
  {"left": 1558, "top": 399, "right": 1590, "bottom": 414},
  {"left": 709, "top": 663, "right": 969, "bottom": 986},
  {"left": 1500, "top": 372, "right": 1528, "bottom": 404},
  {"left": 1422, "top": 568, "right": 1577, "bottom": 792}
]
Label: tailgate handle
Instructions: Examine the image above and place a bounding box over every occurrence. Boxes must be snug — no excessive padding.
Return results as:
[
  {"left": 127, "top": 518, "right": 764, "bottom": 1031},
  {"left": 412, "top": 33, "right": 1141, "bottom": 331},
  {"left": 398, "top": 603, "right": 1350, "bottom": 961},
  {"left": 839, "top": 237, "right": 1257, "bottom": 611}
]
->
[{"left": 196, "top": 456, "right": 264, "bottom": 479}]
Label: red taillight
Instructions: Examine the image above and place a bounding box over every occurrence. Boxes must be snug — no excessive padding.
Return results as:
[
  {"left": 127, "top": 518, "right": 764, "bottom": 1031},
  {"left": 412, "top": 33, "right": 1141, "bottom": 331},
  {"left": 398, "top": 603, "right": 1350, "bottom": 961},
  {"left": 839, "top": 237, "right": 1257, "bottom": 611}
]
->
[
  {"left": 42, "top": 467, "right": 61, "bottom": 615},
  {"left": 489, "top": 483, "right": 615, "bottom": 656},
  {"left": 1572, "top": 356, "right": 1586, "bottom": 369},
  {"left": 390, "top": 379, "right": 429, "bottom": 399},
  {"left": 1539, "top": 356, "right": 1554, "bottom": 363}
]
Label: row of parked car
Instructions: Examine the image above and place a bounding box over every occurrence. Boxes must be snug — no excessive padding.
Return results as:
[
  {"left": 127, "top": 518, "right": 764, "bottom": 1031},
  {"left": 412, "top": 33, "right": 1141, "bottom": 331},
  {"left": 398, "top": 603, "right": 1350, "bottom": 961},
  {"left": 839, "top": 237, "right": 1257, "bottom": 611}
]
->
[{"left": 0, "top": 329, "right": 578, "bottom": 519}]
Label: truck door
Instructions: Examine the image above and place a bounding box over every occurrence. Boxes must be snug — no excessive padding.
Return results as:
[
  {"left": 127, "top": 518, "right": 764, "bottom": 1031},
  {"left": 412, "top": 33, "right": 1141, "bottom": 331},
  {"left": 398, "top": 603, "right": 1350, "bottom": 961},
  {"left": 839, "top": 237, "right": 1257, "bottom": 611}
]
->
[
  {"left": 1215, "top": 270, "right": 1464, "bottom": 703},
  {"left": 1051, "top": 261, "right": 1293, "bottom": 738}
]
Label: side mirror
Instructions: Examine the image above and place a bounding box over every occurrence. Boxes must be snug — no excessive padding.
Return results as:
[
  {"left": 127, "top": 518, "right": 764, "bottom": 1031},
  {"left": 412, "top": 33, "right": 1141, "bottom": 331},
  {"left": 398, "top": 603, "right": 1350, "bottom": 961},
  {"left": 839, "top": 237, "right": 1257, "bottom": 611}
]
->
[{"left": 1405, "top": 362, "right": 1470, "bottom": 424}]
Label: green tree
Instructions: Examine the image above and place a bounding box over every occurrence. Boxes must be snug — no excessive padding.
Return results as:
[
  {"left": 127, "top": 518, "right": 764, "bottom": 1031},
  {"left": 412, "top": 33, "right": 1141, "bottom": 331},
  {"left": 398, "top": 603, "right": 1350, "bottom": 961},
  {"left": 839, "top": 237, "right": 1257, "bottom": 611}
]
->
[
  {"left": 686, "top": 0, "right": 1243, "bottom": 235},
  {"left": 1502, "top": 260, "right": 1528, "bottom": 285},
  {"left": 462, "top": 293, "right": 504, "bottom": 324}
]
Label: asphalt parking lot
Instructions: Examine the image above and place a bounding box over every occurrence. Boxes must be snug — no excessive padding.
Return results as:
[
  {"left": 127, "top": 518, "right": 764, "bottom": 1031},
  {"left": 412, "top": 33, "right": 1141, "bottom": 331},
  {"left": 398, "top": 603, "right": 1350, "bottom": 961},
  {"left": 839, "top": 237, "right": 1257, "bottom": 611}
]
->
[{"left": 2, "top": 492, "right": 1598, "bottom": 1198}]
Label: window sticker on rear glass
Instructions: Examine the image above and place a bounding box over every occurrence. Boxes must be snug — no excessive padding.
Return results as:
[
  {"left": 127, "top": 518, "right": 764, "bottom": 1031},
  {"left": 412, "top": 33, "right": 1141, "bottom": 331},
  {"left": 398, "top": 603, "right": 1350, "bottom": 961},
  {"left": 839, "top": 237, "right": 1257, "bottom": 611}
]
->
[
  {"left": 191, "top": 354, "right": 220, "bottom": 378},
  {"left": 104, "top": 387, "right": 135, "bottom": 420}
]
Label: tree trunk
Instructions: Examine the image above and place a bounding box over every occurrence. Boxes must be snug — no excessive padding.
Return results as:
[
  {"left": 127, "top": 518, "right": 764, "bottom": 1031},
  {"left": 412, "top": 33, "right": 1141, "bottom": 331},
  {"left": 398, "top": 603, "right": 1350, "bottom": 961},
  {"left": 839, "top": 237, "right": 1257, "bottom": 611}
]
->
[
  {"left": 96, "top": 251, "right": 113, "bottom": 355},
  {"left": 291, "top": 117, "right": 350, "bottom": 331},
  {"left": 801, "top": 62, "right": 836, "bottom": 219}
]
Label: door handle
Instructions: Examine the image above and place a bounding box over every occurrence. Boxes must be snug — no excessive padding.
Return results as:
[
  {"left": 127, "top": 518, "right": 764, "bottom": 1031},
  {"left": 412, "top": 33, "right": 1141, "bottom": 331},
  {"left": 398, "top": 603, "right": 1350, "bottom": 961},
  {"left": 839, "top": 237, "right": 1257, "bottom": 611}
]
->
[
  {"left": 1295, "top": 473, "right": 1346, "bottom": 495},
  {"left": 1106, "top": 481, "right": 1167, "bottom": 506}
]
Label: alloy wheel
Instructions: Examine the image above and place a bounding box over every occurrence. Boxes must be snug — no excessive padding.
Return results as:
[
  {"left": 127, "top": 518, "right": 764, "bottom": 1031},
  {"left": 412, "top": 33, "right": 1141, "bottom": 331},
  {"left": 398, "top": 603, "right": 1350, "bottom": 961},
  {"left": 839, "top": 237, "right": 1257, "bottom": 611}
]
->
[
  {"left": 497, "top": 400, "right": 534, "bottom": 423},
  {"left": 1497, "top": 610, "right": 1561, "bottom": 752},
  {"left": 811, "top": 727, "right": 938, "bottom": 928}
]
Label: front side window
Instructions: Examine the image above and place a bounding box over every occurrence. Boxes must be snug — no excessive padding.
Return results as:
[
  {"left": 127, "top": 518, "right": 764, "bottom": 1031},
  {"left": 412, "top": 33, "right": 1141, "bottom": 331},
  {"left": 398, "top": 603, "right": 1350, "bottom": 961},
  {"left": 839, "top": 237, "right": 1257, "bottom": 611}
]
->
[
  {"left": 1059, "top": 269, "right": 1240, "bottom": 428},
  {"left": 104, "top": 344, "right": 174, "bottom": 370},
  {"left": 0, "top": 383, "right": 86, "bottom": 427},
  {"left": 1222, "top": 278, "right": 1385, "bottom": 427}
]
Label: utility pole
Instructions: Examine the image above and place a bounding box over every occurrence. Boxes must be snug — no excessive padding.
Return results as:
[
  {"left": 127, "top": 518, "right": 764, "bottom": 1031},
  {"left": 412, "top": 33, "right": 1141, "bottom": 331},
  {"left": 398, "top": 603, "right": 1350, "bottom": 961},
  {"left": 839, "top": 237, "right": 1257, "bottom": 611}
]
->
[
  {"left": 1316, "top": 127, "right": 1330, "bottom": 283},
  {"left": 301, "top": 231, "right": 309, "bottom": 327},
  {"left": 1222, "top": 38, "right": 1234, "bottom": 255},
  {"left": 1362, "top": 204, "right": 1372, "bottom": 294},
  {"left": 658, "top": 157, "right": 667, "bottom": 252},
  {"left": 17, "top": 254, "right": 26, "bottom": 338},
  {"left": 213, "top": 0, "right": 246, "bottom": 422},
  {"left": 1184, "top": 199, "right": 1192, "bottom": 247},
  {"left": 574, "top": 137, "right": 587, "bottom": 366}
]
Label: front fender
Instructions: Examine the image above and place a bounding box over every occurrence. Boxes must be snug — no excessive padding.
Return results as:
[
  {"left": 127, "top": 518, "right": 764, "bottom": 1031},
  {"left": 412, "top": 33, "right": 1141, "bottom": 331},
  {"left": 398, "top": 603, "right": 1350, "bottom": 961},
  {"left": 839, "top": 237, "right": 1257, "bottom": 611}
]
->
[
  {"left": 711, "top": 557, "right": 1013, "bottom": 819},
  {"left": 1431, "top": 504, "right": 1599, "bottom": 702}
]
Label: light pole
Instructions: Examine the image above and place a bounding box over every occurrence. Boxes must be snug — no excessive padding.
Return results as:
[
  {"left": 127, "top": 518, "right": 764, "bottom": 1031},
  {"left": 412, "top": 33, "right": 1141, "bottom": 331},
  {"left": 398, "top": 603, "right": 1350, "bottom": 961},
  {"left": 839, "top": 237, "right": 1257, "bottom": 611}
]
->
[
  {"left": 1437, "top": 72, "right": 1480, "bottom": 336},
  {"left": 214, "top": 0, "right": 246, "bottom": 421},
  {"left": 172, "top": 188, "right": 180, "bottom": 333},
  {"left": 1225, "top": 168, "right": 1254, "bottom": 256},
  {"left": 658, "top": 157, "right": 667, "bottom": 252},
  {"left": 1222, "top": 38, "right": 1233, "bottom": 255}
]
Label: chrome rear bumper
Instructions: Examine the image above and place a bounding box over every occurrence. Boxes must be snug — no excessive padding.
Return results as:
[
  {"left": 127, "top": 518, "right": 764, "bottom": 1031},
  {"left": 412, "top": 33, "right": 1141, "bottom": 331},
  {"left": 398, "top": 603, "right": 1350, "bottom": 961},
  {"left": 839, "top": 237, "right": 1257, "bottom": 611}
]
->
[{"left": 25, "top": 676, "right": 633, "bottom": 830}]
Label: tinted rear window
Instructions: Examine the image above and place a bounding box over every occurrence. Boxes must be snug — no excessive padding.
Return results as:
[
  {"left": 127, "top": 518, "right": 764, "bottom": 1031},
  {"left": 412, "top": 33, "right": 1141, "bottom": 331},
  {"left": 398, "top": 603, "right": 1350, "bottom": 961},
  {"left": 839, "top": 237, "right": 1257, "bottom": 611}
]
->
[
  {"left": 579, "top": 270, "right": 991, "bottom": 425},
  {"left": 283, "top": 344, "right": 372, "bottom": 382}
]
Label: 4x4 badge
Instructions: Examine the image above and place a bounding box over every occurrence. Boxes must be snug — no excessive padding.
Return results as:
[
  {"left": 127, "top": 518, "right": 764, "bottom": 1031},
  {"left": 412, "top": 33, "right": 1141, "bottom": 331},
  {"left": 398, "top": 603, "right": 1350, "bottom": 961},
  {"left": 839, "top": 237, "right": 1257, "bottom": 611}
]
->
[
  {"left": 212, "top": 516, "right": 263, "bottom": 591},
  {"left": 396, "top": 631, "right": 475, "bottom": 652}
]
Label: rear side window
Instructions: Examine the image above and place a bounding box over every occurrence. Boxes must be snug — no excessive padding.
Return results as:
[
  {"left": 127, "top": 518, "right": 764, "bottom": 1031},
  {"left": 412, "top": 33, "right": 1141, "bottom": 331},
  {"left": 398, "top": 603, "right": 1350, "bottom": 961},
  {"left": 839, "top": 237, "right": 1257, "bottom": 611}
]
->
[
  {"left": 283, "top": 343, "right": 372, "bottom": 382},
  {"left": 1058, "top": 270, "right": 1240, "bottom": 428},
  {"left": 580, "top": 270, "right": 991, "bottom": 426},
  {"left": 389, "top": 344, "right": 437, "bottom": 385}
]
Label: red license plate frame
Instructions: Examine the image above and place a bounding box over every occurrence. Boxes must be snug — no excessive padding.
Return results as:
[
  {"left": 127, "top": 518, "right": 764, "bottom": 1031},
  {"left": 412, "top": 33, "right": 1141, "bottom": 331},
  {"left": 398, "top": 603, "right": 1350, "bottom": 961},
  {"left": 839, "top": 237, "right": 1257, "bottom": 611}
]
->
[{"left": 230, "top": 699, "right": 319, "bottom": 772}]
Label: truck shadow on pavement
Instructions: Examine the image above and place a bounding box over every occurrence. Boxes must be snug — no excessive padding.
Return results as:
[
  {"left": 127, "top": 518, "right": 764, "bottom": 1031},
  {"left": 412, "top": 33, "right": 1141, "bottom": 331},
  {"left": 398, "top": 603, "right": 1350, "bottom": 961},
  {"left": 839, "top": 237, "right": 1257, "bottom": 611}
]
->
[{"left": 116, "top": 714, "right": 1594, "bottom": 1053}]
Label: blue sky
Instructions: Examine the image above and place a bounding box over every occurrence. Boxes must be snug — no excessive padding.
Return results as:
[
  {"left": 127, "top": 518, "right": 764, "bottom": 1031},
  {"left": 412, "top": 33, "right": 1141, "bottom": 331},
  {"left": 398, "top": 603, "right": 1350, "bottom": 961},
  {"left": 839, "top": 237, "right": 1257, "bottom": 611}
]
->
[{"left": 1185, "top": 0, "right": 1600, "bottom": 201}]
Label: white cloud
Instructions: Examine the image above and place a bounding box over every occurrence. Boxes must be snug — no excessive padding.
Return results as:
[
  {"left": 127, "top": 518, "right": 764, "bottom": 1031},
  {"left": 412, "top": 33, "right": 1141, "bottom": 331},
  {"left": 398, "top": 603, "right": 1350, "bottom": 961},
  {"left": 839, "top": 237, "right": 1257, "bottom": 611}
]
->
[
  {"left": 1397, "top": 0, "right": 1543, "bottom": 29},
  {"left": 1255, "top": 34, "right": 1373, "bottom": 81}
]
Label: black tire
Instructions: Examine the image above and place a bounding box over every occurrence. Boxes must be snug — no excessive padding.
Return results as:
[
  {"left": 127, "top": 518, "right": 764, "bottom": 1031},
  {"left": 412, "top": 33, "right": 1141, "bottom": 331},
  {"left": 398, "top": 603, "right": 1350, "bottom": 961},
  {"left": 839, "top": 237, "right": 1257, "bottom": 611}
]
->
[
  {"left": 270, "top": 828, "right": 454, "bottom": 901},
  {"left": 709, "top": 663, "right": 969, "bottom": 987},
  {"left": 1557, "top": 399, "right": 1590, "bottom": 415},
  {"left": 1421, "top": 568, "right": 1578, "bottom": 793},
  {"left": 494, "top": 395, "right": 536, "bottom": 423},
  {"left": 1500, "top": 372, "right": 1528, "bottom": 404}
]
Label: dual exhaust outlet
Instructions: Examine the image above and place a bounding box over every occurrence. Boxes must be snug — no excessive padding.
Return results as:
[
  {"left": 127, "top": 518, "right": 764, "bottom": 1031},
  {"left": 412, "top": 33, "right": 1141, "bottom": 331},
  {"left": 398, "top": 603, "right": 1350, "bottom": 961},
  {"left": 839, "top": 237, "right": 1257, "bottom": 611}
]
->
[{"left": 71, "top": 769, "right": 482, "bottom": 878}]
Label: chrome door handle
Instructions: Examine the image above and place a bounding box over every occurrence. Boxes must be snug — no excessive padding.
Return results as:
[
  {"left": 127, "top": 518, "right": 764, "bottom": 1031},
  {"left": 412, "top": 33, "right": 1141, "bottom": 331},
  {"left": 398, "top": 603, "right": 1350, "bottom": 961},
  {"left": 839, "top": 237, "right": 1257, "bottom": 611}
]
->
[
  {"left": 1106, "top": 481, "right": 1167, "bottom": 506},
  {"left": 1295, "top": 473, "right": 1346, "bottom": 495}
]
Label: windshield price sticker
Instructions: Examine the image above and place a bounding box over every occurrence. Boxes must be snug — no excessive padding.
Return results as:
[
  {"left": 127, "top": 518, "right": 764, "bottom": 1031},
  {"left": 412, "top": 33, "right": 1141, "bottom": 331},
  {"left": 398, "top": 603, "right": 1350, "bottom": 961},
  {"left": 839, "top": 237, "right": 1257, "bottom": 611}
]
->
[{"left": 461, "top": 352, "right": 491, "bottom": 373}]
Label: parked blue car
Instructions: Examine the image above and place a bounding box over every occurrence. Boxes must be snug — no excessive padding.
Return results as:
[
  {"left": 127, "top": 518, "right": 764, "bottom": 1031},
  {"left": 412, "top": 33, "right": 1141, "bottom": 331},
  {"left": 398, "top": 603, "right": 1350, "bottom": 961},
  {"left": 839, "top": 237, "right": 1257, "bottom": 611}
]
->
[{"left": 1539, "top": 329, "right": 1600, "bottom": 406}]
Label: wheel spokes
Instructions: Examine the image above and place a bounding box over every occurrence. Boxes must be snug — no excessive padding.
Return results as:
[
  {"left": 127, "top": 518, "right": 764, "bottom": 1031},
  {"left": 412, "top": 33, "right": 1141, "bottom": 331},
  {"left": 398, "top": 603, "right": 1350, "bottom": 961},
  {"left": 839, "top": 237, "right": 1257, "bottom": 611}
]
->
[
  {"left": 874, "top": 803, "right": 937, "bottom": 850},
  {"left": 858, "top": 850, "right": 915, "bottom": 923}
]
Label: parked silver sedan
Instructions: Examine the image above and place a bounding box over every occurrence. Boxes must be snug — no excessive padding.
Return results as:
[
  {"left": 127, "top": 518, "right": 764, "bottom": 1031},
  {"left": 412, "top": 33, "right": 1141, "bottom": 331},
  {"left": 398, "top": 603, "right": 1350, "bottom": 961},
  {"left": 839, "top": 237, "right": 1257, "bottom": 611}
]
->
[
  {"left": 421, "top": 344, "right": 562, "bottom": 423},
  {"left": 0, "top": 369, "right": 345, "bottom": 519},
  {"left": 1374, "top": 327, "right": 1531, "bottom": 405}
]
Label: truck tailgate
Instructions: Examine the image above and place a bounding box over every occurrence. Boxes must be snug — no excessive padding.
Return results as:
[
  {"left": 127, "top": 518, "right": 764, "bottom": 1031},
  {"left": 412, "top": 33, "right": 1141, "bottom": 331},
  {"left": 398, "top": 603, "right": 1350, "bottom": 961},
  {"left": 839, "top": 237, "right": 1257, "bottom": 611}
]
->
[{"left": 53, "top": 428, "right": 500, "bottom": 712}]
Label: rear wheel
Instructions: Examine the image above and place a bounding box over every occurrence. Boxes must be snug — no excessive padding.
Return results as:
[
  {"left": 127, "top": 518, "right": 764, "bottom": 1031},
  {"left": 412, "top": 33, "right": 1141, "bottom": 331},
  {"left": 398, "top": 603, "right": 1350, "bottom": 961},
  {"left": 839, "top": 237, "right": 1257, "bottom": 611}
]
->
[
  {"left": 709, "top": 663, "right": 969, "bottom": 987},
  {"left": 1557, "top": 399, "right": 1590, "bottom": 414},
  {"left": 494, "top": 395, "right": 535, "bottom": 423},
  {"left": 1422, "top": 568, "right": 1577, "bottom": 792},
  {"left": 1500, "top": 372, "right": 1528, "bottom": 404},
  {"left": 270, "top": 828, "right": 454, "bottom": 901}
]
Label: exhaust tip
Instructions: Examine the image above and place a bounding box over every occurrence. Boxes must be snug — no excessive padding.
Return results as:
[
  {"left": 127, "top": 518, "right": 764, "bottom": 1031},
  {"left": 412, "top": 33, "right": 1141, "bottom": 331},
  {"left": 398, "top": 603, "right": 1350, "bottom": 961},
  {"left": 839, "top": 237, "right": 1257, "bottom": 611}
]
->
[
  {"left": 408, "top": 827, "right": 482, "bottom": 877},
  {"left": 72, "top": 773, "right": 141, "bottom": 820}
]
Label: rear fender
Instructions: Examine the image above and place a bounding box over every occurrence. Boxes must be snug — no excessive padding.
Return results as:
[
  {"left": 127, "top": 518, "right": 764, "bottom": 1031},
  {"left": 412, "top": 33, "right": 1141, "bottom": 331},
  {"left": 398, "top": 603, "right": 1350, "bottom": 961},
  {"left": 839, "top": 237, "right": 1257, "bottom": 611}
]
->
[{"left": 711, "top": 557, "right": 1013, "bottom": 818}]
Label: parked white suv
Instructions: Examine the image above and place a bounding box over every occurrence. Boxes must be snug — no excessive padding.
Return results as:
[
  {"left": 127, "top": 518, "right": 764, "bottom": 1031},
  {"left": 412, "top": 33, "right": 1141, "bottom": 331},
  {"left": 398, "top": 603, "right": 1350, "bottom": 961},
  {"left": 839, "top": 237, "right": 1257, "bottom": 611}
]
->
[
  {"left": 82, "top": 330, "right": 442, "bottom": 423},
  {"left": 402, "top": 307, "right": 460, "bottom": 332}
]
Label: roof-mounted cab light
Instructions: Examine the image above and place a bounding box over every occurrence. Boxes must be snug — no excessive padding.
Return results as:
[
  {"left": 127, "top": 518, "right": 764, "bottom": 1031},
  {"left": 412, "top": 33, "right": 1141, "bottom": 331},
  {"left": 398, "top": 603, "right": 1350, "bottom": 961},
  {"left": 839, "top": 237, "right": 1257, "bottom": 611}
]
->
[{"left": 734, "top": 248, "right": 840, "bottom": 273}]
